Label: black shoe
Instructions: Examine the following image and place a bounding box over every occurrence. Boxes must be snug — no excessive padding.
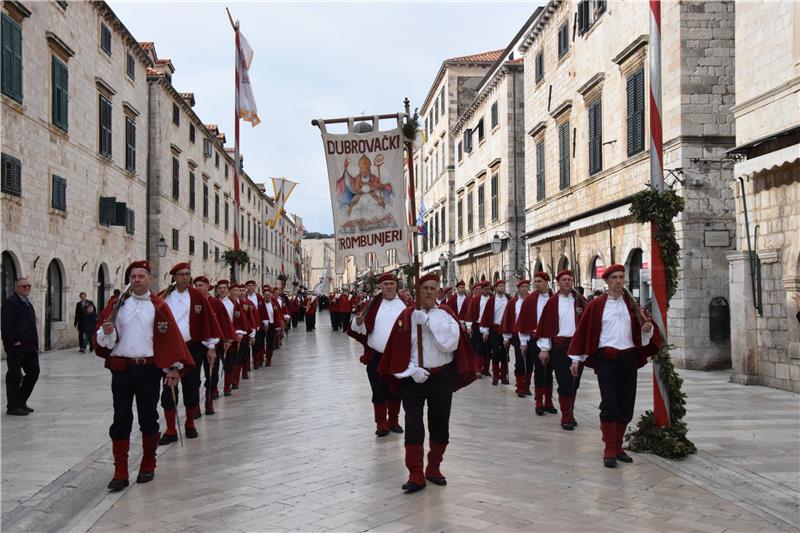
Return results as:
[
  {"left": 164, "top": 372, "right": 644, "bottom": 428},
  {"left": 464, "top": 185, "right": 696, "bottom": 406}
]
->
[
  {"left": 425, "top": 475, "right": 447, "bottom": 486},
  {"left": 185, "top": 427, "right": 198, "bottom": 439},
  {"left": 107, "top": 478, "right": 129, "bottom": 492},
  {"left": 6, "top": 407, "right": 29, "bottom": 416},
  {"left": 136, "top": 471, "right": 154, "bottom": 483},
  {"left": 545, "top": 406, "right": 558, "bottom": 414},
  {"left": 603, "top": 457, "right": 618, "bottom": 468},
  {"left": 561, "top": 423, "right": 574, "bottom": 431},
  {"left": 375, "top": 428, "right": 390, "bottom": 437},
  {"left": 79, "top": 349, "right": 86, "bottom": 353},
  {"left": 525, "top": 390, "right": 532, "bottom": 396},
  {"left": 193, "top": 411, "right": 202, "bottom": 420},
  {"left": 205, "top": 409, "right": 215, "bottom": 416},
  {"left": 516, "top": 392, "right": 526, "bottom": 398},
  {"left": 535, "top": 407, "right": 545, "bottom": 416},
  {"left": 491, "top": 381, "right": 498, "bottom": 386},
  {"left": 476, "top": 373, "right": 483, "bottom": 379},
  {"left": 232, "top": 384, "right": 239, "bottom": 390},
  {"left": 223, "top": 391, "right": 232, "bottom": 397},
  {"left": 481, "top": 371, "right": 491, "bottom": 377},
  {"left": 242, "top": 375, "right": 249, "bottom": 380},
  {"left": 616, "top": 452, "right": 633, "bottom": 463},
  {"left": 159, "top": 433, "right": 178, "bottom": 445},
  {"left": 22, "top": 405, "right": 34, "bottom": 413},
  {"left": 389, "top": 425, "right": 404, "bottom": 434},
  {"left": 501, "top": 379, "right": 510, "bottom": 385},
  {"left": 402, "top": 482, "right": 425, "bottom": 493}
]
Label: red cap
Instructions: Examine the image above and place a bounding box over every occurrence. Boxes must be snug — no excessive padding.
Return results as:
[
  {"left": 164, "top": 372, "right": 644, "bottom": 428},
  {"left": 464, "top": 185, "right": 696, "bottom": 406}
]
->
[
  {"left": 456, "top": 280, "right": 465, "bottom": 287},
  {"left": 602, "top": 264, "right": 625, "bottom": 280},
  {"left": 493, "top": 279, "right": 505, "bottom": 288},
  {"left": 216, "top": 279, "right": 230, "bottom": 287},
  {"left": 245, "top": 280, "right": 257, "bottom": 285},
  {"left": 534, "top": 271, "right": 551, "bottom": 282},
  {"left": 125, "top": 260, "right": 151, "bottom": 278},
  {"left": 263, "top": 285, "right": 271, "bottom": 291},
  {"left": 556, "top": 269, "right": 573, "bottom": 280},
  {"left": 419, "top": 273, "right": 440, "bottom": 285},
  {"left": 444, "top": 287, "right": 453, "bottom": 294},
  {"left": 517, "top": 279, "right": 531, "bottom": 286},
  {"left": 169, "top": 262, "right": 191, "bottom": 275},
  {"left": 193, "top": 276, "right": 210, "bottom": 285},
  {"left": 377, "top": 272, "right": 397, "bottom": 283}
]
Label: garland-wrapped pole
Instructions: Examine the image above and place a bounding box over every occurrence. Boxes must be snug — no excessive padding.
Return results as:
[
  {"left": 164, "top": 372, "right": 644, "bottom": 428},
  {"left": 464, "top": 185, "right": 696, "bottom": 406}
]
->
[{"left": 649, "top": 0, "right": 670, "bottom": 428}]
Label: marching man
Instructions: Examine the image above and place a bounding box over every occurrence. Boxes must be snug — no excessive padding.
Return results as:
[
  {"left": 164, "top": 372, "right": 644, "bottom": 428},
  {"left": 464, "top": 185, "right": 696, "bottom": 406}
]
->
[
  {"left": 464, "top": 281, "right": 491, "bottom": 377},
  {"left": 479, "top": 280, "right": 510, "bottom": 386},
  {"left": 535, "top": 270, "right": 588, "bottom": 430},
  {"left": 95, "top": 261, "right": 194, "bottom": 491},
  {"left": 378, "top": 273, "right": 476, "bottom": 493},
  {"left": 245, "top": 280, "right": 267, "bottom": 370},
  {"left": 225, "top": 283, "right": 255, "bottom": 395},
  {"left": 194, "top": 276, "right": 235, "bottom": 415},
  {"left": 445, "top": 280, "right": 468, "bottom": 318},
  {"left": 349, "top": 273, "right": 406, "bottom": 436},
  {"left": 304, "top": 292, "right": 318, "bottom": 331},
  {"left": 567, "top": 264, "right": 660, "bottom": 467},
  {"left": 501, "top": 279, "right": 533, "bottom": 398},
  {"left": 516, "top": 272, "right": 556, "bottom": 415}
]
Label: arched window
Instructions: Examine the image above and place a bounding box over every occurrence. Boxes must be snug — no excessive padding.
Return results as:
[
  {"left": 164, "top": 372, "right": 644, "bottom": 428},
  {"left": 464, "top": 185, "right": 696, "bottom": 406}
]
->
[
  {"left": 534, "top": 260, "right": 543, "bottom": 273},
  {"left": 469, "top": 276, "right": 474, "bottom": 286},
  {"left": 480, "top": 273, "right": 486, "bottom": 281},
  {"left": 493, "top": 271, "right": 500, "bottom": 281},
  {"left": 47, "top": 260, "right": 63, "bottom": 322},
  {"left": 558, "top": 256, "right": 570, "bottom": 272},
  {"left": 97, "top": 264, "right": 108, "bottom": 310},
  {"left": 590, "top": 255, "right": 605, "bottom": 287},
  {"left": 2, "top": 251, "right": 18, "bottom": 303},
  {"left": 628, "top": 249, "right": 643, "bottom": 296}
]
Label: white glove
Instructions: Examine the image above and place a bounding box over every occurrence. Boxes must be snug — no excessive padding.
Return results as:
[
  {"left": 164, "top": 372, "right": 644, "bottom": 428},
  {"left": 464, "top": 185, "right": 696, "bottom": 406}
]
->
[
  {"left": 411, "top": 367, "right": 430, "bottom": 383},
  {"left": 411, "top": 310, "right": 428, "bottom": 327},
  {"left": 284, "top": 315, "right": 290, "bottom": 321}
]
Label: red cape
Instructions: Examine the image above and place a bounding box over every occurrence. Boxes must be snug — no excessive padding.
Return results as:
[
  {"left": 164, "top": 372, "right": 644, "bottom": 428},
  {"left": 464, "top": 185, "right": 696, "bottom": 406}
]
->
[
  {"left": 209, "top": 296, "right": 235, "bottom": 341},
  {"left": 240, "top": 297, "right": 260, "bottom": 331},
  {"left": 458, "top": 294, "right": 473, "bottom": 321},
  {"left": 535, "top": 292, "right": 588, "bottom": 339},
  {"left": 95, "top": 293, "right": 194, "bottom": 370},
  {"left": 514, "top": 291, "right": 552, "bottom": 336},
  {"left": 377, "top": 305, "right": 477, "bottom": 393},
  {"left": 160, "top": 287, "right": 220, "bottom": 342},
  {"left": 500, "top": 296, "right": 519, "bottom": 335},
  {"left": 566, "top": 294, "right": 662, "bottom": 368},
  {"left": 230, "top": 298, "right": 251, "bottom": 332}
]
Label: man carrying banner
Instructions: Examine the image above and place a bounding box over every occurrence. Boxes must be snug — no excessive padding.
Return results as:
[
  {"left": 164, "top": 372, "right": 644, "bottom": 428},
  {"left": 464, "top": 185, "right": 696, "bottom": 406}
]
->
[
  {"left": 567, "top": 264, "right": 661, "bottom": 467},
  {"left": 516, "top": 272, "right": 555, "bottom": 415},
  {"left": 349, "top": 273, "right": 406, "bottom": 436},
  {"left": 378, "top": 273, "right": 476, "bottom": 493}
]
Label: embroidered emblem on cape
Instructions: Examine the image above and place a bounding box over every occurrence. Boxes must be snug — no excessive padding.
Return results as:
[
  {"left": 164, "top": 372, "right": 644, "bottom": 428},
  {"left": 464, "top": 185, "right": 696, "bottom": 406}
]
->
[
  {"left": 157, "top": 321, "right": 168, "bottom": 334},
  {"left": 234, "top": 310, "right": 241, "bottom": 318},
  {"left": 194, "top": 304, "right": 203, "bottom": 314},
  {"left": 243, "top": 304, "right": 250, "bottom": 311},
  {"left": 576, "top": 307, "right": 583, "bottom": 315}
]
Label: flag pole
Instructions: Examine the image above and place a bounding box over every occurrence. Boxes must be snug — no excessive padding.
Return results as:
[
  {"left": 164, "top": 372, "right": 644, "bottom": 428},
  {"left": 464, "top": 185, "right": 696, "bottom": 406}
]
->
[
  {"left": 649, "top": 0, "right": 670, "bottom": 428},
  {"left": 227, "top": 7, "right": 242, "bottom": 283},
  {"left": 403, "top": 98, "right": 424, "bottom": 368}
]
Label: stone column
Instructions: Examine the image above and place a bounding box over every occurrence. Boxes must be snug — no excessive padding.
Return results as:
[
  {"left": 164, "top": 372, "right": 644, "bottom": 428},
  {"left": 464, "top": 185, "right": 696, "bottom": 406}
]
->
[{"left": 726, "top": 250, "right": 760, "bottom": 384}]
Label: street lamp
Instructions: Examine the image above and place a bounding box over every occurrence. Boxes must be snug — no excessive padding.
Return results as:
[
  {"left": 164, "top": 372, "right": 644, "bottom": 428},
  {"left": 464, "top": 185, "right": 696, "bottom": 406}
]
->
[
  {"left": 156, "top": 235, "right": 168, "bottom": 258},
  {"left": 491, "top": 233, "right": 503, "bottom": 255}
]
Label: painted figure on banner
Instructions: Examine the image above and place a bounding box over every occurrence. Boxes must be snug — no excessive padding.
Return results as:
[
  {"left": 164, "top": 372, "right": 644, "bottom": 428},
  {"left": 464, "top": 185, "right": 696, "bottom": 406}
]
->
[{"left": 338, "top": 154, "right": 394, "bottom": 214}]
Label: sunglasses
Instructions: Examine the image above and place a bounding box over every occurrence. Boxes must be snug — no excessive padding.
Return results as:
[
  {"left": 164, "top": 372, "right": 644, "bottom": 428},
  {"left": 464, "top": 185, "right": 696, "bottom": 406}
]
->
[{"left": 19, "top": 284, "right": 31, "bottom": 288}]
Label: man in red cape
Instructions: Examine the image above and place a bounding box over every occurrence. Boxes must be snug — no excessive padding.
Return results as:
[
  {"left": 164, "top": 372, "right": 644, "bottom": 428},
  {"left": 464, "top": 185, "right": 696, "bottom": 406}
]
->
[
  {"left": 501, "top": 279, "right": 533, "bottom": 397},
  {"left": 95, "top": 260, "right": 194, "bottom": 492},
  {"left": 349, "top": 273, "right": 407, "bottom": 436},
  {"left": 479, "top": 279, "right": 510, "bottom": 386},
  {"left": 464, "top": 281, "right": 491, "bottom": 377},
  {"left": 535, "top": 270, "right": 588, "bottom": 430},
  {"left": 378, "top": 273, "right": 477, "bottom": 493},
  {"left": 228, "top": 284, "right": 255, "bottom": 393},
  {"left": 446, "top": 280, "right": 468, "bottom": 319},
  {"left": 515, "top": 272, "right": 555, "bottom": 415},
  {"left": 567, "top": 264, "right": 661, "bottom": 468},
  {"left": 194, "top": 276, "right": 235, "bottom": 415},
  {"left": 244, "top": 280, "right": 268, "bottom": 370}
]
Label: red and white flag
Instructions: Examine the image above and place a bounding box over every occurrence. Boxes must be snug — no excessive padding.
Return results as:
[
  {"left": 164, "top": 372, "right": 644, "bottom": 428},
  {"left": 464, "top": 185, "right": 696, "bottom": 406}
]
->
[{"left": 236, "top": 30, "right": 260, "bottom": 127}]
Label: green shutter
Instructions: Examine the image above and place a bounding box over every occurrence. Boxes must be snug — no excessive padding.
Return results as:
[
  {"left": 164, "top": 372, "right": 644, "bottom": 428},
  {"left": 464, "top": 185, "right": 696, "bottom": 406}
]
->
[
  {"left": 99, "top": 196, "right": 116, "bottom": 225},
  {"left": 536, "top": 141, "right": 545, "bottom": 201},
  {"left": 52, "top": 57, "right": 69, "bottom": 131},
  {"left": 51, "top": 175, "right": 67, "bottom": 210},
  {"left": 2, "top": 14, "right": 23, "bottom": 102}
]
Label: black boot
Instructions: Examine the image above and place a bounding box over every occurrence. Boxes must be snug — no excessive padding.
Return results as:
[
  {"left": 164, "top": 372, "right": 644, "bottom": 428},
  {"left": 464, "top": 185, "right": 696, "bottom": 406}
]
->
[{"left": 107, "top": 478, "right": 129, "bottom": 492}]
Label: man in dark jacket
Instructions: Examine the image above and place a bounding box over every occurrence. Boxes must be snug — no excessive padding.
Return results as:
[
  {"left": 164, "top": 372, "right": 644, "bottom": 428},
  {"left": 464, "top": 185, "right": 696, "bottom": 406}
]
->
[
  {"left": 74, "top": 292, "right": 95, "bottom": 353},
  {"left": 1, "top": 277, "right": 40, "bottom": 415}
]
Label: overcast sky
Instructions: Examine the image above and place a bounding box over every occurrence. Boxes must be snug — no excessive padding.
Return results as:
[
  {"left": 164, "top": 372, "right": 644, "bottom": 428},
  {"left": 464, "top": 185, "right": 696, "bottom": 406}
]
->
[{"left": 109, "top": 1, "right": 539, "bottom": 233}]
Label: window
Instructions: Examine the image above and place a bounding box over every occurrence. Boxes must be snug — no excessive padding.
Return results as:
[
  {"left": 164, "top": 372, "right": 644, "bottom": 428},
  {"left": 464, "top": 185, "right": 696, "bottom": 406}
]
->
[
  {"left": 490, "top": 173, "right": 498, "bottom": 221},
  {"left": 215, "top": 152, "right": 220, "bottom": 168},
  {"left": 98, "top": 94, "right": 112, "bottom": 157},
  {"left": 51, "top": 175, "right": 66, "bottom": 211},
  {"left": 491, "top": 101, "right": 498, "bottom": 129},
  {"left": 467, "top": 190, "right": 474, "bottom": 233},
  {"left": 558, "top": 121, "right": 570, "bottom": 190},
  {"left": 126, "top": 53, "right": 135, "bottom": 80},
  {"left": 189, "top": 236, "right": 195, "bottom": 256},
  {"left": 203, "top": 241, "right": 208, "bottom": 260},
  {"left": 172, "top": 103, "right": 179, "bottom": 126},
  {"left": 51, "top": 57, "right": 69, "bottom": 131},
  {"left": 189, "top": 124, "right": 195, "bottom": 143},
  {"left": 433, "top": 97, "right": 438, "bottom": 124},
  {"left": 457, "top": 141, "right": 463, "bottom": 162},
  {"left": 224, "top": 164, "right": 228, "bottom": 178},
  {"left": 203, "top": 138, "right": 212, "bottom": 157},
  {"left": 1, "top": 153, "right": 21, "bottom": 196},
  {"left": 477, "top": 184, "right": 485, "bottom": 228},
  {"left": 439, "top": 209, "right": 445, "bottom": 244},
  {"left": 1, "top": 14, "right": 23, "bottom": 103},
  {"left": 626, "top": 68, "right": 645, "bottom": 156},
  {"left": 577, "top": 0, "right": 606, "bottom": 35},
  {"left": 424, "top": 117, "right": 428, "bottom": 137},
  {"left": 125, "top": 117, "right": 136, "bottom": 172},
  {"left": 224, "top": 201, "right": 229, "bottom": 231},
  {"left": 536, "top": 140, "right": 545, "bottom": 201},
  {"left": 535, "top": 50, "right": 544, "bottom": 83},
  {"left": 125, "top": 208, "right": 134, "bottom": 235},
  {"left": 214, "top": 192, "right": 220, "bottom": 225},
  {"left": 476, "top": 119, "right": 485, "bottom": 143},
  {"left": 464, "top": 129, "right": 473, "bottom": 153},
  {"left": 46, "top": 260, "right": 63, "bottom": 323},
  {"left": 588, "top": 99, "right": 603, "bottom": 175},
  {"left": 99, "top": 197, "right": 116, "bottom": 226},
  {"left": 439, "top": 87, "right": 445, "bottom": 115},
  {"left": 215, "top": 247, "right": 219, "bottom": 263},
  {"left": 203, "top": 183, "right": 209, "bottom": 218},
  {"left": 100, "top": 23, "right": 111, "bottom": 55},
  {"left": 457, "top": 197, "right": 463, "bottom": 239},
  {"left": 558, "top": 22, "right": 570, "bottom": 58},
  {"left": 172, "top": 228, "right": 179, "bottom": 250},
  {"left": 171, "top": 157, "right": 180, "bottom": 200},
  {"left": 188, "top": 172, "right": 195, "bottom": 210}
]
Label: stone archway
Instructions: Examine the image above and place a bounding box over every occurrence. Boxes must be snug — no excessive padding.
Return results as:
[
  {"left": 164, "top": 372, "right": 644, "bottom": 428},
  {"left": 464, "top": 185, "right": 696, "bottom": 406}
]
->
[
  {"left": 45, "top": 259, "right": 65, "bottom": 350},
  {"left": 2, "top": 250, "right": 20, "bottom": 303}
]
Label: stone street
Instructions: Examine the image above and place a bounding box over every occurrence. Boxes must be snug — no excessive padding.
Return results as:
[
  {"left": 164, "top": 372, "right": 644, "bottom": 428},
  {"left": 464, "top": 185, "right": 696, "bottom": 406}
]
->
[{"left": 2, "top": 311, "right": 798, "bottom": 533}]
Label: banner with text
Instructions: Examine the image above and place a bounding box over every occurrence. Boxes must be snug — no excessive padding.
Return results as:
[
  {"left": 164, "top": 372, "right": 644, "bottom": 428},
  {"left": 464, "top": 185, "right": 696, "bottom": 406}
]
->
[{"left": 318, "top": 118, "right": 411, "bottom": 274}]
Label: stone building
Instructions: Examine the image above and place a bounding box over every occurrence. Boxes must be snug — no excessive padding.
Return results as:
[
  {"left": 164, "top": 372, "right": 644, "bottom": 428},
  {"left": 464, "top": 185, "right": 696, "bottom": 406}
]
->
[
  {"left": 2, "top": 1, "right": 150, "bottom": 349},
  {"left": 726, "top": 1, "right": 799, "bottom": 392},
  {"left": 520, "top": 0, "right": 736, "bottom": 369},
  {"left": 415, "top": 50, "right": 505, "bottom": 283},
  {"left": 301, "top": 237, "right": 335, "bottom": 290},
  {"left": 449, "top": 10, "right": 542, "bottom": 288}
]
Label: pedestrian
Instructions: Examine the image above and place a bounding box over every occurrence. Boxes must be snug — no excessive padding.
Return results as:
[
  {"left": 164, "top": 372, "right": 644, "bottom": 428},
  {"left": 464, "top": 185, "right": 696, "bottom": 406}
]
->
[
  {"left": 535, "top": 270, "right": 588, "bottom": 430},
  {"left": 1, "top": 277, "right": 40, "bottom": 416},
  {"left": 95, "top": 260, "right": 194, "bottom": 491},
  {"left": 516, "top": 272, "right": 556, "bottom": 415},
  {"left": 74, "top": 292, "right": 95, "bottom": 352},
  {"left": 378, "top": 273, "right": 477, "bottom": 493},
  {"left": 501, "top": 279, "right": 533, "bottom": 398},
  {"left": 78, "top": 302, "right": 99, "bottom": 353},
  {"left": 349, "top": 272, "right": 407, "bottom": 437},
  {"left": 567, "top": 264, "right": 661, "bottom": 468}
]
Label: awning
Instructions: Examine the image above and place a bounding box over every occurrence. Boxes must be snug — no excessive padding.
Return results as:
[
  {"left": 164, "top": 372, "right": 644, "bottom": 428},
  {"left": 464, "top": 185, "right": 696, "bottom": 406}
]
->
[
  {"left": 526, "top": 203, "right": 633, "bottom": 245},
  {"left": 452, "top": 243, "right": 492, "bottom": 262},
  {"left": 735, "top": 144, "right": 800, "bottom": 178}
]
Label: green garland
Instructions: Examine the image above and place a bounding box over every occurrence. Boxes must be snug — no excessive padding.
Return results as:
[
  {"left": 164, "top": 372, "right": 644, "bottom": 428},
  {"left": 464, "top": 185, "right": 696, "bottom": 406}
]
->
[
  {"left": 625, "top": 187, "right": 696, "bottom": 460},
  {"left": 402, "top": 114, "right": 419, "bottom": 144}
]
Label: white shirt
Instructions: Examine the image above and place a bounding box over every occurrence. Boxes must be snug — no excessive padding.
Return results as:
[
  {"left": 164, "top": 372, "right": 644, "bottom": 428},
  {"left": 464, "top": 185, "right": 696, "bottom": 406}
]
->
[
  {"left": 221, "top": 296, "right": 247, "bottom": 336},
  {"left": 165, "top": 288, "right": 218, "bottom": 348},
  {"left": 456, "top": 293, "right": 466, "bottom": 313},
  {"left": 502, "top": 298, "right": 525, "bottom": 342},
  {"left": 394, "top": 307, "right": 458, "bottom": 378},
  {"left": 350, "top": 297, "right": 406, "bottom": 354},
  {"left": 480, "top": 294, "right": 508, "bottom": 335},
  {"left": 96, "top": 291, "right": 154, "bottom": 357},
  {"left": 519, "top": 292, "right": 549, "bottom": 346},
  {"left": 248, "top": 292, "right": 270, "bottom": 326},
  {"left": 569, "top": 294, "right": 653, "bottom": 362},
  {"left": 537, "top": 294, "right": 577, "bottom": 351}
]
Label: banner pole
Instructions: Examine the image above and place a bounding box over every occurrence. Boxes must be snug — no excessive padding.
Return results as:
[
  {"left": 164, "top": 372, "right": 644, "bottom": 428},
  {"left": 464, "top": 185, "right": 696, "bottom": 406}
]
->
[{"left": 403, "top": 98, "right": 424, "bottom": 368}]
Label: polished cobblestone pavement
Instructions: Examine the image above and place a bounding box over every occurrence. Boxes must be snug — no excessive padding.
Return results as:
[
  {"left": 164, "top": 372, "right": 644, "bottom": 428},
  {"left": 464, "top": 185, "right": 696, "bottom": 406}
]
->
[{"left": 2, "top": 311, "right": 799, "bottom": 532}]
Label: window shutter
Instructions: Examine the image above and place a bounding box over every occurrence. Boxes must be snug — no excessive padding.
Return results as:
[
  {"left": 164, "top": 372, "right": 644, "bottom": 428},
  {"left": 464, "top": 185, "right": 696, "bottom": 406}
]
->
[
  {"left": 593, "top": 100, "right": 603, "bottom": 173},
  {"left": 126, "top": 208, "right": 135, "bottom": 234},
  {"left": 112, "top": 201, "right": 127, "bottom": 226},
  {"left": 634, "top": 69, "right": 645, "bottom": 154},
  {"left": 588, "top": 104, "right": 596, "bottom": 174},
  {"left": 626, "top": 73, "right": 636, "bottom": 156},
  {"left": 52, "top": 58, "right": 69, "bottom": 131},
  {"left": 99, "top": 196, "right": 116, "bottom": 225},
  {"left": 51, "top": 175, "right": 66, "bottom": 210},
  {"left": 2, "top": 15, "right": 23, "bottom": 102},
  {"left": 559, "top": 123, "right": 570, "bottom": 189},
  {"left": 536, "top": 141, "right": 545, "bottom": 201}
]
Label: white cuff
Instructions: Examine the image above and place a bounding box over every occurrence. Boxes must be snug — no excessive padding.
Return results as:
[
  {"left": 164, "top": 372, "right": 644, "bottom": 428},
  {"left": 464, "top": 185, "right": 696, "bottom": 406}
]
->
[
  {"left": 519, "top": 333, "right": 530, "bottom": 346},
  {"left": 642, "top": 328, "right": 653, "bottom": 346},
  {"left": 502, "top": 333, "right": 511, "bottom": 342},
  {"left": 479, "top": 327, "right": 489, "bottom": 336},
  {"left": 465, "top": 321, "right": 472, "bottom": 329},
  {"left": 96, "top": 326, "right": 116, "bottom": 349},
  {"left": 235, "top": 329, "right": 247, "bottom": 336},
  {"left": 569, "top": 355, "right": 587, "bottom": 362},
  {"left": 202, "top": 338, "right": 219, "bottom": 348},
  {"left": 537, "top": 338, "right": 551, "bottom": 352},
  {"left": 163, "top": 362, "right": 184, "bottom": 373}
]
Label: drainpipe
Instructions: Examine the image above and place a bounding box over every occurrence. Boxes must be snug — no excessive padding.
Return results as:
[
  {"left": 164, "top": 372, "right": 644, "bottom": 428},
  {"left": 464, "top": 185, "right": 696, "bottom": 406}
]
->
[
  {"left": 738, "top": 177, "right": 762, "bottom": 316},
  {"left": 511, "top": 68, "right": 520, "bottom": 276}
]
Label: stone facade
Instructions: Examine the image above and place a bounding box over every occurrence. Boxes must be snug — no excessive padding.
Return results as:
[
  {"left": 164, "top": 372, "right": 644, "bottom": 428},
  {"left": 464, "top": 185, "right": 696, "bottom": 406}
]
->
[
  {"left": 520, "top": 0, "right": 736, "bottom": 369},
  {"left": 727, "top": 1, "right": 800, "bottom": 392},
  {"left": 301, "top": 237, "right": 334, "bottom": 290}
]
